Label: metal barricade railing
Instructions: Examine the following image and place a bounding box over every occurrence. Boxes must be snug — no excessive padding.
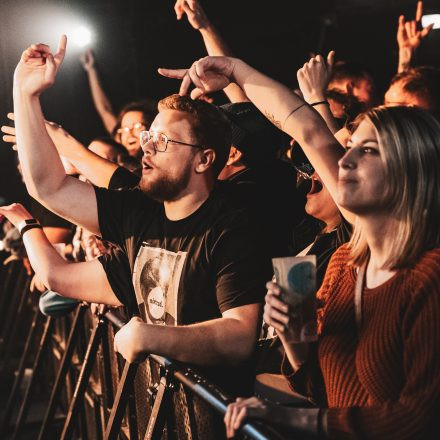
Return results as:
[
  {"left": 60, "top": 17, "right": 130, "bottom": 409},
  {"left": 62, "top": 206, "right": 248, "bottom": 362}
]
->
[{"left": 0, "top": 260, "right": 289, "bottom": 440}]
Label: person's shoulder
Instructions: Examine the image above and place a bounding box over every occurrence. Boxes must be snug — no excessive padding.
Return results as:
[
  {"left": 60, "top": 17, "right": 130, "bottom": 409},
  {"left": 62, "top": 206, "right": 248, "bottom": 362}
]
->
[
  {"left": 408, "top": 247, "right": 440, "bottom": 290},
  {"left": 329, "top": 243, "right": 352, "bottom": 264}
]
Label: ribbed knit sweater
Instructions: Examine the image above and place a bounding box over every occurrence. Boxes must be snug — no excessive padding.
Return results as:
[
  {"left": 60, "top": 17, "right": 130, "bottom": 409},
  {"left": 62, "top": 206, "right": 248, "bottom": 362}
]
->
[{"left": 283, "top": 244, "right": 440, "bottom": 439}]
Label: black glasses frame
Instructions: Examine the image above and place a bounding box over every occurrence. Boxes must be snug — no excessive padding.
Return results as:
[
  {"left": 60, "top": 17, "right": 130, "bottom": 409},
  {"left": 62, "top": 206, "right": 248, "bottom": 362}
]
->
[{"left": 140, "top": 130, "right": 205, "bottom": 152}]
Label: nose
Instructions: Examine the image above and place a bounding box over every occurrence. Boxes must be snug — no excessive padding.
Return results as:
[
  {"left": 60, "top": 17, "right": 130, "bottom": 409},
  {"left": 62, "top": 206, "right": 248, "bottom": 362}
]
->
[{"left": 338, "top": 148, "right": 357, "bottom": 170}]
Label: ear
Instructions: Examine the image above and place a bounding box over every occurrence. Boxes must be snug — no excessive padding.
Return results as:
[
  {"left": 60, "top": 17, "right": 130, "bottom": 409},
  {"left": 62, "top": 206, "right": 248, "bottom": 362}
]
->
[
  {"left": 195, "top": 148, "right": 216, "bottom": 174},
  {"left": 226, "top": 146, "right": 243, "bottom": 166}
]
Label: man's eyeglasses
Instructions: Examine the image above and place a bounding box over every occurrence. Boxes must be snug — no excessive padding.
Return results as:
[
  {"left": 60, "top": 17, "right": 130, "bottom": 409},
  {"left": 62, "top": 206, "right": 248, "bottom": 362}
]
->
[
  {"left": 140, "top": 130, "right": 204, "bottom": 152},
  {"left": 116, "top": 122, "right": 146, "bottom": 137},
  {"left": 294, "top": 164, "right": 315, "bottom": 180}
]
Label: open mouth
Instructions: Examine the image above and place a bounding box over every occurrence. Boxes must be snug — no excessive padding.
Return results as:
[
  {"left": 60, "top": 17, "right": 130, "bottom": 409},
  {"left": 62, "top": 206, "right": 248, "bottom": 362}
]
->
[{"left": 307, "top": 178, "right": 323, "bottom": 196}]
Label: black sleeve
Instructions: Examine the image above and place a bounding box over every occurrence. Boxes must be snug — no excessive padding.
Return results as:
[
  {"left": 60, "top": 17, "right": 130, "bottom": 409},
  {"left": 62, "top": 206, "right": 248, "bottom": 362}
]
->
[
  {"left": 108, "top": 166, "right": 140, "bottom": 190},
  {"left": 98, "top": 248, "right": 139, "bottom": 317},
  {"left": 94, "top": 186, "right": 156, "bottom": 251},
  {"left": 212, "top": 212, "right": 272, "bottom": 313}
]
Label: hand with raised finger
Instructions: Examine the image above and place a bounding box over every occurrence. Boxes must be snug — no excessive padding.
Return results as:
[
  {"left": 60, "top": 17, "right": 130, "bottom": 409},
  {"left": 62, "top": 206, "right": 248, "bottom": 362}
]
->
[
  {"left": 159, "top": 56, "right": 235, "bottom": 98},
  {"left": 14, "top": 35, "right": 67, "bottom": 96},
  {"left": 397, "top": 1, "right": 433, "bottom": 51},
  {"left": 114, "top": 316, "right": 149, "bottom": 363},
  {"left": 179, "top": 0, "right": 210, "bottom": 30},
  {"left": 80, "top": 48, "right": 95, "bottom": 72},
  {"left": 297, "top": 51, "right": 335, "bottom": 103}
]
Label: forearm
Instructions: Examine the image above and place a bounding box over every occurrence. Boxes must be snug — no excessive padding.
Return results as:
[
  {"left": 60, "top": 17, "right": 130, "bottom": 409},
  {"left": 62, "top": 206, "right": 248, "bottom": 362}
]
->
[
  {"left": 23, "top": 227, "right": 72, "bottom": 291},
  {"left": 138, "top": 318, "right": 256, "bottom": 366},
  {"left": 397, "top": 47, "right": 413, "bottom": 73},
  {"left": 61, "top": 143, "right": 118, "bottom": 188},
  {"left": 86, "top": 68, "right": 117, "bottom": 133},
  {"left": 279, "top": 334, "right": 309, "bottom": 372},
  {"left": 200, "top": 26, "right": 248, "bottom": 103},
  {"left": 230, "top": 59, "right": 343, "bottom": 196},
  {"left": 309, "top": 102, "right": 340, "bottom": 134},
  {"left": 13, "top": 91, "right": 68, "bottom": 199},
  {"left": 24, "top": 229, "right": 120, "bottom": 305}
]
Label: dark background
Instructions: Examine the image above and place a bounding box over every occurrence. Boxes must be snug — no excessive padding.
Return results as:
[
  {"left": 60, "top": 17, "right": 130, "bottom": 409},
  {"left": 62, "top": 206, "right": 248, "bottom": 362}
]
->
[{"left": 0, "top": 0, "right": 439, "bottom": 201}]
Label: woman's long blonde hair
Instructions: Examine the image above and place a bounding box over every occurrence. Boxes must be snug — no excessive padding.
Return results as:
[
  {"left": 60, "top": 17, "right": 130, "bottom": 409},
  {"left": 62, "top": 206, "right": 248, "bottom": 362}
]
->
[{"left": 348, "top": 106, "right": 440, "bottom": 269}]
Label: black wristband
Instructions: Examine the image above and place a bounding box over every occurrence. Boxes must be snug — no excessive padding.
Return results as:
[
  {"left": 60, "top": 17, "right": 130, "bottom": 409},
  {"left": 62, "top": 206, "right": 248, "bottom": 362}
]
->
[
  {"left": 310, "top": 100, "right": 329, "bottom": 107},
  {"left": 20, "top": 223, "right": 42, "bottom": 236}
]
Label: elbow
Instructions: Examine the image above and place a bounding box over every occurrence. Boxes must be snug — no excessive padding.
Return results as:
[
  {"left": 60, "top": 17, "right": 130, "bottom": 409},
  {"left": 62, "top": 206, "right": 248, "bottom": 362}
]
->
[{"left": 224, "top": 332, "right": 257, "bottom": 366}]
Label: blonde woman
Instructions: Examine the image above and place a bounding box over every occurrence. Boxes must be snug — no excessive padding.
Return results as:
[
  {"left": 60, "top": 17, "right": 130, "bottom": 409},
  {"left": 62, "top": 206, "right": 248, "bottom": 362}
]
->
[{"left": 160, "top": 57, "right": 440, "bottom": 439}]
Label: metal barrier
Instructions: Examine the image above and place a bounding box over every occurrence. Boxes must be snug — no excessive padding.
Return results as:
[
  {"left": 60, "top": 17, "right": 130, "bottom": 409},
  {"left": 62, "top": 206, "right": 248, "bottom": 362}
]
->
[{"left": 0, "top": 259, "right": 288, "bottom": 440}]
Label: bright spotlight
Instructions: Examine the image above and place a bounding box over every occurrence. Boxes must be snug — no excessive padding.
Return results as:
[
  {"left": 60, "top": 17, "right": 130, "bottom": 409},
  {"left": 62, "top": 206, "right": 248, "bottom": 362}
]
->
[
  {"left": 71, "top": 26, "right": 92, "bottom": 47},
  {"left": 422, "top": 14, "right": 440, "bottom": 30}
]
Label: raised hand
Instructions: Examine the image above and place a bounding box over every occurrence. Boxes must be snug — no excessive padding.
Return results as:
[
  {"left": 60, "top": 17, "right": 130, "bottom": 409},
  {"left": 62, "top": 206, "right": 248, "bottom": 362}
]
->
[
  {"left": 158, "top": 56, "right": 235, "bottom": 99},
  {"left": 175, "top": 0, "right": 210, "bottom": 30},
  {"left": 397, "top": 1, "right": 433, "bottom": 51},
  {"left": 297, "top": 51, "right": 335, "bottom": 103},
  {"left": 80, "top": 48, "right": 95, "bottom": 71},
  {"left": 224, "top": 397, "right": 268, "bottom": 438},
  {"left": 14, "top": 35, "right": 67, "bottom": 96}
]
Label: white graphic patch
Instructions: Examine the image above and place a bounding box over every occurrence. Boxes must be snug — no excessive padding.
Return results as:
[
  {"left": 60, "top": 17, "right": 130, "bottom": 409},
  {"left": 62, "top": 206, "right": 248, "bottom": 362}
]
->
[{"left": 132, "top": 244, "right": 186, "bottom": 326}]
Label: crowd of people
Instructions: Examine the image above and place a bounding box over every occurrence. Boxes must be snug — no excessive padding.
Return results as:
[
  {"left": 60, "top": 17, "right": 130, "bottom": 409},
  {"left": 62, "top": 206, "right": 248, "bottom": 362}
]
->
[{"left": 1, "top": 0, "right": 439, "bottom": 438}]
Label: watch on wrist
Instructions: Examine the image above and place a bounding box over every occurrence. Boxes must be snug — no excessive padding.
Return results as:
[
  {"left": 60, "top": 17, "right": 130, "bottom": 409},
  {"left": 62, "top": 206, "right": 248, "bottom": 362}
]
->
[{"left": 17, "top": 218, "right": 42, "bottom": 236}]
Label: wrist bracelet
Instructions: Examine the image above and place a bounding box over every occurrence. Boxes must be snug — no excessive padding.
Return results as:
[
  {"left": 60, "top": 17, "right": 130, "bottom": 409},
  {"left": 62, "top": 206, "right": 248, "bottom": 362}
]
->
[
  {"left": 310, "top": 100, "right": 329, "bottom": 107},
  {"left": 17, "top": 218, "right": 41, "bottom": 236},
  {"left": 282, "top": 102, "right": 308, "bottom": 130},
  {"left": 21, "top": 224, "right": 43, "bottom": 235}
]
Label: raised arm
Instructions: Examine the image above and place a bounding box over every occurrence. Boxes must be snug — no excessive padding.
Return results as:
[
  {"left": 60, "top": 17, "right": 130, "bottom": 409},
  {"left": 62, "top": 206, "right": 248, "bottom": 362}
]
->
[
  {"left": 13, "top": 36, "right": 100, "bottom": 235},
  {"left": 2, "top": 113, "right": 119, "bottom": 188},
  {"left": 159, "top": 56, "right": 345, "bottom": 212},
  {"left": 175, "top": 0, "right": 248, "bottom": 103},
  {"left": 397, "top": 1, "right": 433, "bottom": 73},
  {"left": 0, "top": 203, "right": 121, "bottom": 305},
  {"left": 80, "top": 49, "right": 118, "bottom": 133},
  {"left": 297, "top": 52, "right": 341, "bottom": 134}
]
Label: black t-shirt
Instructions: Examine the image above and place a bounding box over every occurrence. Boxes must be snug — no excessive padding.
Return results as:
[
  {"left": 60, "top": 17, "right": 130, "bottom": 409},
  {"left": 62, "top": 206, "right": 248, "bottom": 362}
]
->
[{"left": 94, "top": 181, "right": 272, "bottom": 394}]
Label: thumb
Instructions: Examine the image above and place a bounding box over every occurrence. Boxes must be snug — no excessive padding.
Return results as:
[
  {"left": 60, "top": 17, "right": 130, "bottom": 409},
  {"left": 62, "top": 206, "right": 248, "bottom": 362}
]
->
[
  {"left": 421, "top": 23, "right": 434, "bottom": 37},
  {"left": 327, "top": 50, "right": 335, "bottom": 75},
  {"left": 190, "top": 88, "right": 205, "bottom": 100},
  {"left": 45, "top": 53, "right": 57, "bottom": 80}
]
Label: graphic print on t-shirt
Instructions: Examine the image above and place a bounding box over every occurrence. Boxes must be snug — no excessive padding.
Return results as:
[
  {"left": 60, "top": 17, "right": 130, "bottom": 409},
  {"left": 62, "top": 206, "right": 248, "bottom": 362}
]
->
[{"left": 132, "top": 244, "right": 187, "bottom": 326}]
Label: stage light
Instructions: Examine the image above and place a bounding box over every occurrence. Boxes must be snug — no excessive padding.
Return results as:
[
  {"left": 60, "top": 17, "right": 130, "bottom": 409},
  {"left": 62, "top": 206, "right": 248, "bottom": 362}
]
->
[
  {"left": 71, "top": 26, "right": 92, "bottom": 47},
  {"left": 422, "top": 14, "right": 440, "bottom": 30}
]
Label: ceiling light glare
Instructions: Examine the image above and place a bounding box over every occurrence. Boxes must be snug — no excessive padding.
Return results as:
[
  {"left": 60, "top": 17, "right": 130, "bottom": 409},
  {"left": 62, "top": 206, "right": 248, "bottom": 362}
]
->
[
  {"left": 71, "top": 26, "right": 92, "bottom": 47},
  {"left": 422, "top": 14, "right": 440, "bottom": 30}
]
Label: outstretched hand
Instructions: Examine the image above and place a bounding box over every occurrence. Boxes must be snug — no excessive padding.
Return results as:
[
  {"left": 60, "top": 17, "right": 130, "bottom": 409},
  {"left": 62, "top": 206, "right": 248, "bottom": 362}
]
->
[
  {"left": 397, "top": 1, "right": 433, "bottom": 51},
  {"left": 158, "top": 56, "right": 235, "bottom": 99},
  {"left": 80, "top": 48, "right": 95, "bottom": 71},
  {"left": 14, "top": 35, "right": 67, "bottom": 96},
  {"left": 297, "top": 51, "right": 335, "bottom": 103},
  {"left": 174, "top": 0, "right": 210, "bottom": 30}
]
